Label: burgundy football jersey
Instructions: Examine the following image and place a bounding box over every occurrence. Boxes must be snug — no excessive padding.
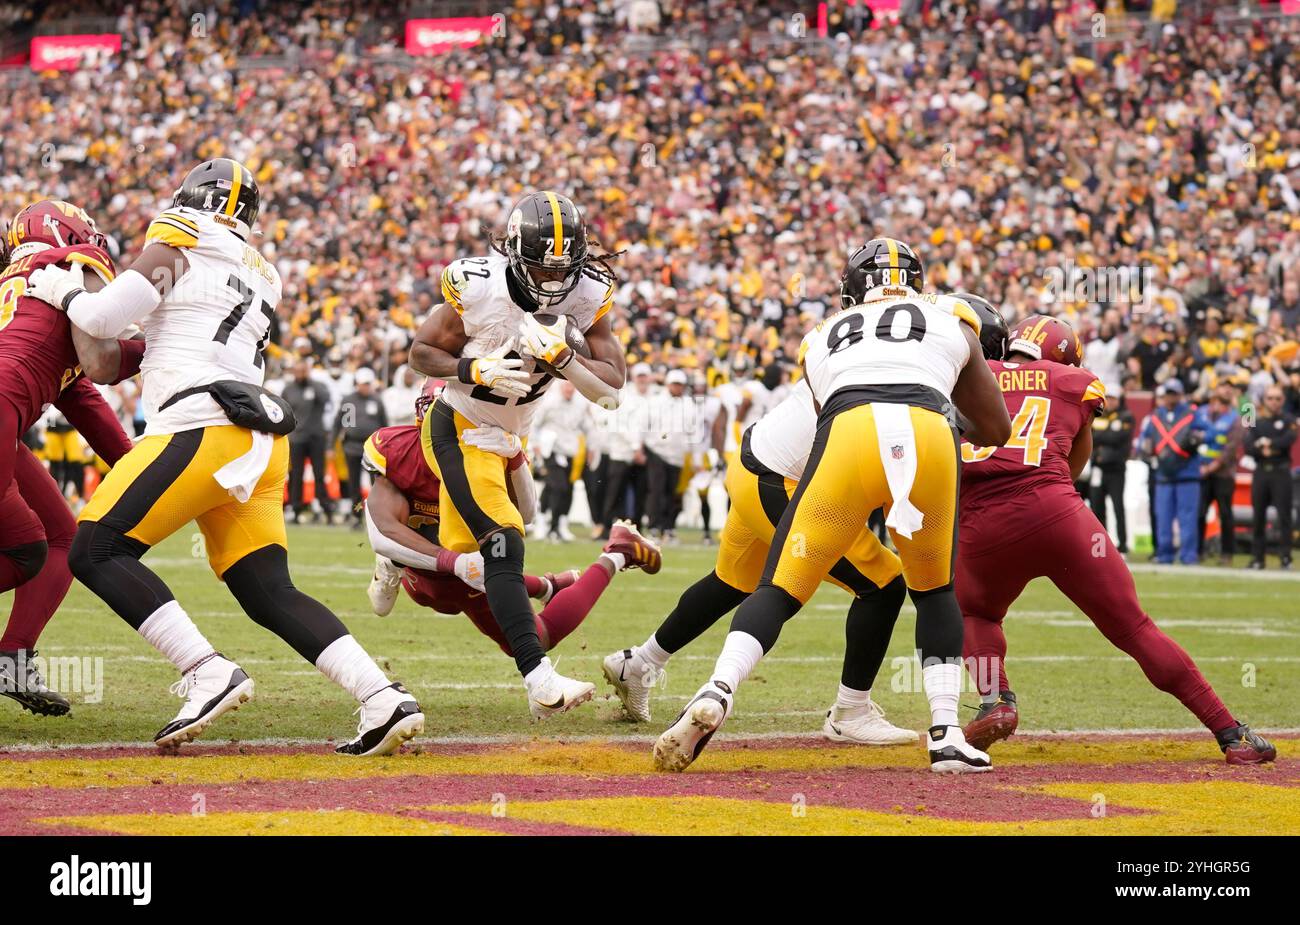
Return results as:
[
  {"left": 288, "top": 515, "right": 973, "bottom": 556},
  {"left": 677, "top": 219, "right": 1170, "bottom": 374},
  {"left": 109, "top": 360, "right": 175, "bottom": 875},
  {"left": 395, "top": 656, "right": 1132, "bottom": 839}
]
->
[
  {"left": 362, "top": 424, "right": 441, "bottom": 525},
  {"left": 959, "top": 358, "right": 1106, "bottom": 548},
  {"left": 0, "top": 244, "right": 118, "bottom": 431}
]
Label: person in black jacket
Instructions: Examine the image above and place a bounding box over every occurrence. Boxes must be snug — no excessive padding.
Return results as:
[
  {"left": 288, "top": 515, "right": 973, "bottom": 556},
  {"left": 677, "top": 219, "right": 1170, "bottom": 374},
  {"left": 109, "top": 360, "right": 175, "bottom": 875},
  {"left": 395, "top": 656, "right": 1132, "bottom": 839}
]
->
[
  {"left": 334, "top": 369, "right": 388, "bottom": 527},
  {"left": 1090, "top": 391, "right": 1134, "bottom": 555},
  {"left": 282, "top": 359, "right": 333, "bottom": 523},
  {"left": 1246, "top": 386, "right": 1297, "bottom": 569}
]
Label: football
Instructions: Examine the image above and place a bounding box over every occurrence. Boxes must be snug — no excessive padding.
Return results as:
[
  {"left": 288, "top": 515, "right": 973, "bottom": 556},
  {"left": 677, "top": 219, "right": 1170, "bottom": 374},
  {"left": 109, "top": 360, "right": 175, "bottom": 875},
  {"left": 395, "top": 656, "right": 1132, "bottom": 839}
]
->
[{"left": 533, "top": 312, "right": 591, "bottom": 377}]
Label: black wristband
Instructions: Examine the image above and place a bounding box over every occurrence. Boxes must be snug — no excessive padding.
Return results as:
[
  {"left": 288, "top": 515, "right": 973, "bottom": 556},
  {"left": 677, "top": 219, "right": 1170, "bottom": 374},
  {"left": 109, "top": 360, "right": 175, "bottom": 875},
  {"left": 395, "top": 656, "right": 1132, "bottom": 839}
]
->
[
  {"left": 553, "top": 348, "right": 574, "bottom": 371},
  {"left": 457, "top": 357, "right": 476, "bottom": 384},
  {"left": 61, "top": 288, "right": 86, "bottom": 312}
]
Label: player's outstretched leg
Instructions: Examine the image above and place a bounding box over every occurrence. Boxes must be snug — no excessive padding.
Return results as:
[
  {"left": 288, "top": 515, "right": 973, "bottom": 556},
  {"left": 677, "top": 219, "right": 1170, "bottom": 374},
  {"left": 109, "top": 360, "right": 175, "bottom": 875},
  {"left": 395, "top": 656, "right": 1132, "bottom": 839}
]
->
[
  {"left": 1045, "top": 506, "right": 1276, "bottom": 765},
  {"left": 532, "top": 527, "right": 659, "bottom": 655},
  {"left": 222, "top": 546, "right": 423, "bottom": 756}
]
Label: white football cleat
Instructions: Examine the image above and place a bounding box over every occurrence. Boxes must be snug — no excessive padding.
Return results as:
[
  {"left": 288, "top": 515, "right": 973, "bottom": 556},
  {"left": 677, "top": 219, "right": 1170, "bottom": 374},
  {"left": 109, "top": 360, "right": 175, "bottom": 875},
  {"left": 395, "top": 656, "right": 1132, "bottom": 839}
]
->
[
  {"left": 367, "top": 555, "right": 403, "bottom": 617},
  {"left": 602, "top": 647, "right": 665, "bottom": 723},
  {"left": 527, "top": 663, "right": 596, "bottom": 720},
  {"left": 154, "top": 654, "right": 253, "bottom": 750},
  {"left": 927, "top": 724, "right": 993, "bottom": 774},
  {"left": 653, "top": 680, "right": 732, "bottom": 772},
  {"left": 336, "top": 682, "right": 424, "bottom": 756},
  {"left": 822, "top": 701, "right": 919, "bottom": 745}
]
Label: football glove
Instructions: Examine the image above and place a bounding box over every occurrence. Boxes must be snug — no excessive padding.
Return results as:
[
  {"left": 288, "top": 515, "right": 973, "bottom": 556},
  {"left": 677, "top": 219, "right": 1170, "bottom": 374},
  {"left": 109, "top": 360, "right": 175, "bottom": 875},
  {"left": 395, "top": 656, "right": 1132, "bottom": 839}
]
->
[
  {"left": 27, "top": 262, "right": 85, "bottom": 311},
  {"left": 459, "top": 350, "right": 530, "bottom": 399},
  {"left": 462, "top": 425, "right": 523, "bottom": 459},
  {"left": 454, "top": 551, "right": 486, "bottom": 592},
  {"left": 518, "top": 313, "right": 573, "bottom": 368}
]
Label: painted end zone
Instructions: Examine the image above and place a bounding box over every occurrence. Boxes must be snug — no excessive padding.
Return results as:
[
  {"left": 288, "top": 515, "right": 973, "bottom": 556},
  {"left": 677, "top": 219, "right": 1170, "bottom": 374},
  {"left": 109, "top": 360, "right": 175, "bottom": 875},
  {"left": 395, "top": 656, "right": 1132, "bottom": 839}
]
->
[{"left": 2, "top": 735, "right": 1295, "bottom": 836}]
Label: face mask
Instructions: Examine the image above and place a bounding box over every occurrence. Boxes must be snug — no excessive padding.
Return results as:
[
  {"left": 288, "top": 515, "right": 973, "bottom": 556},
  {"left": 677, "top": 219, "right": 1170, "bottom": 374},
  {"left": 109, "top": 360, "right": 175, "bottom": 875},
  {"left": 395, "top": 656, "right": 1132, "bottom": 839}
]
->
[{"left": 538, "top": 278, "right": 565, "bottom": 305}]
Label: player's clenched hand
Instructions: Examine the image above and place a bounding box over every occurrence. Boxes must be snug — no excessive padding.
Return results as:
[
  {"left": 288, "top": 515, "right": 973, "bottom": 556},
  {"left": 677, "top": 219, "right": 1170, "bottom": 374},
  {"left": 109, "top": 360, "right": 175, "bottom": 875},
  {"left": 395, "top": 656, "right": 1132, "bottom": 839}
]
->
[
  {"left": 27, "top": 263, "right": 85, "bottom": 311},
  {"left": 460, "top": 350, "right": 530, "bottom": 398},
  {"left": 462, "top": 425, "right": 523, "bottom": 458},
  {"left": 454, "top": 551, "right": 486, "bottom": 592},
  {"left": 518, "top": 313, "right": 573, "bottom": 368}
]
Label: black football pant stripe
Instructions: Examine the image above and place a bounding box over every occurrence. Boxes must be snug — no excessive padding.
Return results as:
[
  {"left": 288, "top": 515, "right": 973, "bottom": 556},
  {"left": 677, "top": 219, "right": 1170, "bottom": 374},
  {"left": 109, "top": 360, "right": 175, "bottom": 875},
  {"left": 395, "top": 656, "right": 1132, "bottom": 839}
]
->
[
  {"left": 426, "top": 401, "right": 501, "bottom": 544},
  {"left": 98, "top": 429, "right": 203, "bottom": 535}
]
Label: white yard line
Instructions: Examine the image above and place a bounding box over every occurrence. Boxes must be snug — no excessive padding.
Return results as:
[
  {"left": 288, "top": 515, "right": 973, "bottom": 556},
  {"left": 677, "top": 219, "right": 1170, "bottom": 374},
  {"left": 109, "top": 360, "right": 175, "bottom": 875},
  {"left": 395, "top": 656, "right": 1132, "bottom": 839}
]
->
[{"left": 3, "top": 726, "right": 1298, "bottom": 754}]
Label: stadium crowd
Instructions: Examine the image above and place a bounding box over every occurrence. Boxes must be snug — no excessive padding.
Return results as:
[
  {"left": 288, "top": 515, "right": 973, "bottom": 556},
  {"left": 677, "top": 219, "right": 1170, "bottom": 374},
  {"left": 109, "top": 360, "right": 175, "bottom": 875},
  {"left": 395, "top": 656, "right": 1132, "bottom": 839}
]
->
[{"left": 3, "top": 0, "right": 1299, "bottom": 561}]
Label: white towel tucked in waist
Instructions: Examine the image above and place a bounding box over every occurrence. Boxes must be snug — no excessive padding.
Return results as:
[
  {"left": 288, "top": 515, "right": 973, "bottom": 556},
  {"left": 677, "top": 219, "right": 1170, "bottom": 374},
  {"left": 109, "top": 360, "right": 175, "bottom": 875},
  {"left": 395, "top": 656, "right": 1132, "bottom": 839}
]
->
[
  {"left": 214, "top": 431, "right": 275, "bottom": 503},
  {"left": 871, "top": 402, "right": 924, "bottom": 539}
]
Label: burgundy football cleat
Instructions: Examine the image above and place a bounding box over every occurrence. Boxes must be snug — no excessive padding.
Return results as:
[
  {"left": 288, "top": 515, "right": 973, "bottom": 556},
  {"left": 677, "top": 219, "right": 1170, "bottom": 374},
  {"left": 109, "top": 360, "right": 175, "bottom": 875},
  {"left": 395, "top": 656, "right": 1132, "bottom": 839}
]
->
[
  {"left": 603, "top": 520, "right": 662, "bottom": 574},
  {"left": 1216, "top": 724, "right": 1277, "bottom": 765},
  {"left": 963, "top": 691, "right": 1018, "bottom": 751}
]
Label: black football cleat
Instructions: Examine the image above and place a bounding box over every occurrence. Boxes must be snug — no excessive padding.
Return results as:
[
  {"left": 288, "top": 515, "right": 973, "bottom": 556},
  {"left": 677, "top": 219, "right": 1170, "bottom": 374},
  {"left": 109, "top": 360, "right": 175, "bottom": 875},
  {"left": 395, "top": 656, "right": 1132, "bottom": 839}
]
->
[
  {"left": 336, "top": 682, "right": 423, "bottom": 756},
  {"left": 963, "top": 690, "right": 1018, "bottom": 751},
  {"left": 0, "top": 649, "right": 71, "bottom": 716},
  {"left": 1216, "top": 723, "right": 1277, "bottom": 765}
]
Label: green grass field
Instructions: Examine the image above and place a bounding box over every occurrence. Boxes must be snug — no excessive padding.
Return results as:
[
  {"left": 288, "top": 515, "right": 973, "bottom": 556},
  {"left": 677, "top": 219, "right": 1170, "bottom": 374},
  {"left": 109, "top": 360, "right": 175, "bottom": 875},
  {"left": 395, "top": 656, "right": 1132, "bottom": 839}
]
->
[{"left": 3, "top": 525, "right": 1297, "bottom": 748}]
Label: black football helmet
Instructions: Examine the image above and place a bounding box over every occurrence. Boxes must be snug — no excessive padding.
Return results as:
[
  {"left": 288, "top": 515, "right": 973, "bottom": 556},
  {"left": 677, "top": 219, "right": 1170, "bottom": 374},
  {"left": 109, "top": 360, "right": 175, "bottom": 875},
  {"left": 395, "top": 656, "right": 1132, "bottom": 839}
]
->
[
  {"left": 840, "top": 237, "right": 924, "bottom": 309},
  {"left": 502, "top": 191, "right": 590, "bottom": 309},
  {"left": 172, "top": 158, "right": 260, "bottom": 239},
  {"left": 953, "top": 292, "right": 1009, "bottom": 361}
]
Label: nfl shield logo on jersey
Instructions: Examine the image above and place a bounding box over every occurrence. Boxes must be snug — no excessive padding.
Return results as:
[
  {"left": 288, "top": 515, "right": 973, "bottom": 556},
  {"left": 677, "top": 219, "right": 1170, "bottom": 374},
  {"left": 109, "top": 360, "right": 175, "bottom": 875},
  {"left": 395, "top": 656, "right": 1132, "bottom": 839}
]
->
[{"left": 891, "top": 444, "right": 905, "bottom": 460}]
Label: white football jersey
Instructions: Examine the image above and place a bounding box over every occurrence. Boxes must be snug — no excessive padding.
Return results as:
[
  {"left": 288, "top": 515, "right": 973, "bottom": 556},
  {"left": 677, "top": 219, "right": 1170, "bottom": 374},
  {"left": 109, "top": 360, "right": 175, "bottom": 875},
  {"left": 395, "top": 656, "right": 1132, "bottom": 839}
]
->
[
  {"left": 137, "top": 207, "right": 282, "bottom": 436},
  {"left": 747, "top": 378, "right": 817, "bottom": 481},
  {"left": 438, "top": 251, "right": 612, "bottom": 435},
  {"left": 799, "top": 291, "right": 979, "bottom": 407},
  {"left": 714, "top": 377, "right": 770, "bottom": 454}
]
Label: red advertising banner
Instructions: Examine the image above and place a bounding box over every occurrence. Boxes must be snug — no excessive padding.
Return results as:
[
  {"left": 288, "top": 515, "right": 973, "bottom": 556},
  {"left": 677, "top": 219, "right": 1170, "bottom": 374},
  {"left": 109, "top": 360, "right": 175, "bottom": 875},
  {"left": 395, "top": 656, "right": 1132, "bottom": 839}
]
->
[
  {"left": 30, "top": 33, "right": 122, "bottom": 71},
  {"left": 405, "top": 17, "right": 496, "bottom": 56}
]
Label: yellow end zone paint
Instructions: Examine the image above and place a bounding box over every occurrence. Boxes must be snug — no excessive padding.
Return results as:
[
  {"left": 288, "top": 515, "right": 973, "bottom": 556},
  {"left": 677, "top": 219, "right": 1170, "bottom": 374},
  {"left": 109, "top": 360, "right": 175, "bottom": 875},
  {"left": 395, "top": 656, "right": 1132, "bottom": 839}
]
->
[
  {"left": 428, "top": 782, "right": 1300, "bottom": 836},
  {"left": 36, "top": 810, "right": 499, "bottom": 837},
  {"left": 0, "top": 738, "right": 1262, "bottom": 791}
]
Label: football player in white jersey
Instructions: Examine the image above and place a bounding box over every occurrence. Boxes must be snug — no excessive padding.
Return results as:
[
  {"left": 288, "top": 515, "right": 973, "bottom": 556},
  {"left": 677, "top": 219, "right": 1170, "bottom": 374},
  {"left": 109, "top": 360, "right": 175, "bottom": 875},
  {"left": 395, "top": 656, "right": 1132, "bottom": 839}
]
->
[
  {"left": 652, "top": 237, "right": 1011, "bottom": 774},
  {"left": 28, "top": 159, "right": 423, "bottom": 755},
  {"left": 605, "top": 377, "right": 916, "bottom": 745},
  {"left": 409, "top": 190, "right": 647, "bottom": 719}
]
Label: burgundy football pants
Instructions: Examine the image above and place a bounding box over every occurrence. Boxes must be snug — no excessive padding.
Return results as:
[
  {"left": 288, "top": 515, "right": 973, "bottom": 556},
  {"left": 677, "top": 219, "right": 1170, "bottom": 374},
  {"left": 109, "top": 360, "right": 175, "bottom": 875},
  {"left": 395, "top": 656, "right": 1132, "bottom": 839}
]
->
[{"left": 956, "top": 503, "right": 1235, "bottom": 733}]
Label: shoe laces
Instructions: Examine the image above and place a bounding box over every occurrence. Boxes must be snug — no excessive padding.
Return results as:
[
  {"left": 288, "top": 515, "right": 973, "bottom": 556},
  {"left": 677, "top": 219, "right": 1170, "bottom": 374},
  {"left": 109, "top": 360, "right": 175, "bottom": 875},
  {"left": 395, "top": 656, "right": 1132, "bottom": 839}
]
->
[{"left": 169, "top": 671, "right": 196, "bottom": 700}]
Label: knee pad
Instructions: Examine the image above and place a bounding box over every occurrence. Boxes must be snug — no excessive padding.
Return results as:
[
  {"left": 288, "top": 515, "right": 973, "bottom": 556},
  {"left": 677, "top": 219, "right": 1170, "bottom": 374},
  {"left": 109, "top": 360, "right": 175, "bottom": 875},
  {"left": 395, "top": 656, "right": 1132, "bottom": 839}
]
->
[
  {"left": 224, "top": 545, "right": 295, "bottom": 611},
  {"left": 68, "top": 521, "right": 146, "bottom": 581},
  {"left": 3, "top": 540, "right": 48, "bottom": 584},
  {"left": 481, "top": 528, "right": 525, "bottom": 579}
]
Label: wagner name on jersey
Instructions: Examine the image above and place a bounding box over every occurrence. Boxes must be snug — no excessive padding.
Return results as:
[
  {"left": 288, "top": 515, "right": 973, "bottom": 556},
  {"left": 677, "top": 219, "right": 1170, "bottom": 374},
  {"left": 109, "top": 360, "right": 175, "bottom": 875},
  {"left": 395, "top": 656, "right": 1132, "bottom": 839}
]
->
[
  {"left": 140, "top": 207, "right": 282, "bottom": 435},
  {"left": 799, "top": 291, "right": 980, "bottom": 414},
  {"left": 438, "top": 251, "right": 611, "bottom": 435}
]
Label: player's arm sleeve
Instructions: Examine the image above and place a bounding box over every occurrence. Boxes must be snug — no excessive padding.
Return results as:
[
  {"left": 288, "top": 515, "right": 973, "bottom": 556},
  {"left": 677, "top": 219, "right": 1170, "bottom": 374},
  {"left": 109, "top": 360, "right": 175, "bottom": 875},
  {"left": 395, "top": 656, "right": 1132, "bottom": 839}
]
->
[
  {"left": 66, "top": 270, "right": 162, "bottom": 339},
  {"left": 361, "top": 433, "right": 388, "bottom": 477},
  {"left": 54, "top": 379, "right": 133, "bottom": 465}
]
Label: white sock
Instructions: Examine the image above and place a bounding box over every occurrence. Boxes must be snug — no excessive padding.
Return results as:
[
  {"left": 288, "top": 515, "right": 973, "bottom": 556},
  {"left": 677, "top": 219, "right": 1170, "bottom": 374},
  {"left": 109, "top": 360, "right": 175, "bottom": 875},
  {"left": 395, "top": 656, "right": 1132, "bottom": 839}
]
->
[
  {"left": 601, "top": 552, "right": 626, "bottom": 572},
  {"left": 523, "top": 656, "right": 554, "bottom": 692},
  {"left": 637, "top": 634, "right": 671, "bottom": 670},
  {"left": 922, "top": 661, "right": 962, "bottom": 727},
  {"left": 836, "top": 683, "right": 872, "bottom": 711},
  {"left": 711, "top": 631, "right": 764, "bottom": 692},
  {"left": 315, "top": 635, "right": 391, "bottom": 702},
  {"left": 981, "top": 690, "right": 1000, "bottom": 706},
  {"left": 138, "top": 600, "right": 215, "bottom": 673}
]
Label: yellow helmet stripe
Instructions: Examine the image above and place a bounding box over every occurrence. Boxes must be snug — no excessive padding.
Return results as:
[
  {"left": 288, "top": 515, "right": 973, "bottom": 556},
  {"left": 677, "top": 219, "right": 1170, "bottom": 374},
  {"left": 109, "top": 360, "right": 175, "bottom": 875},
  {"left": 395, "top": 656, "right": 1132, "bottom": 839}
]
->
[
  {"left": 544, "top": 191, "right": 564, "bottom": 258},
  {"left": 225, "top": 163, "right": 243, "bottom": 217}
]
